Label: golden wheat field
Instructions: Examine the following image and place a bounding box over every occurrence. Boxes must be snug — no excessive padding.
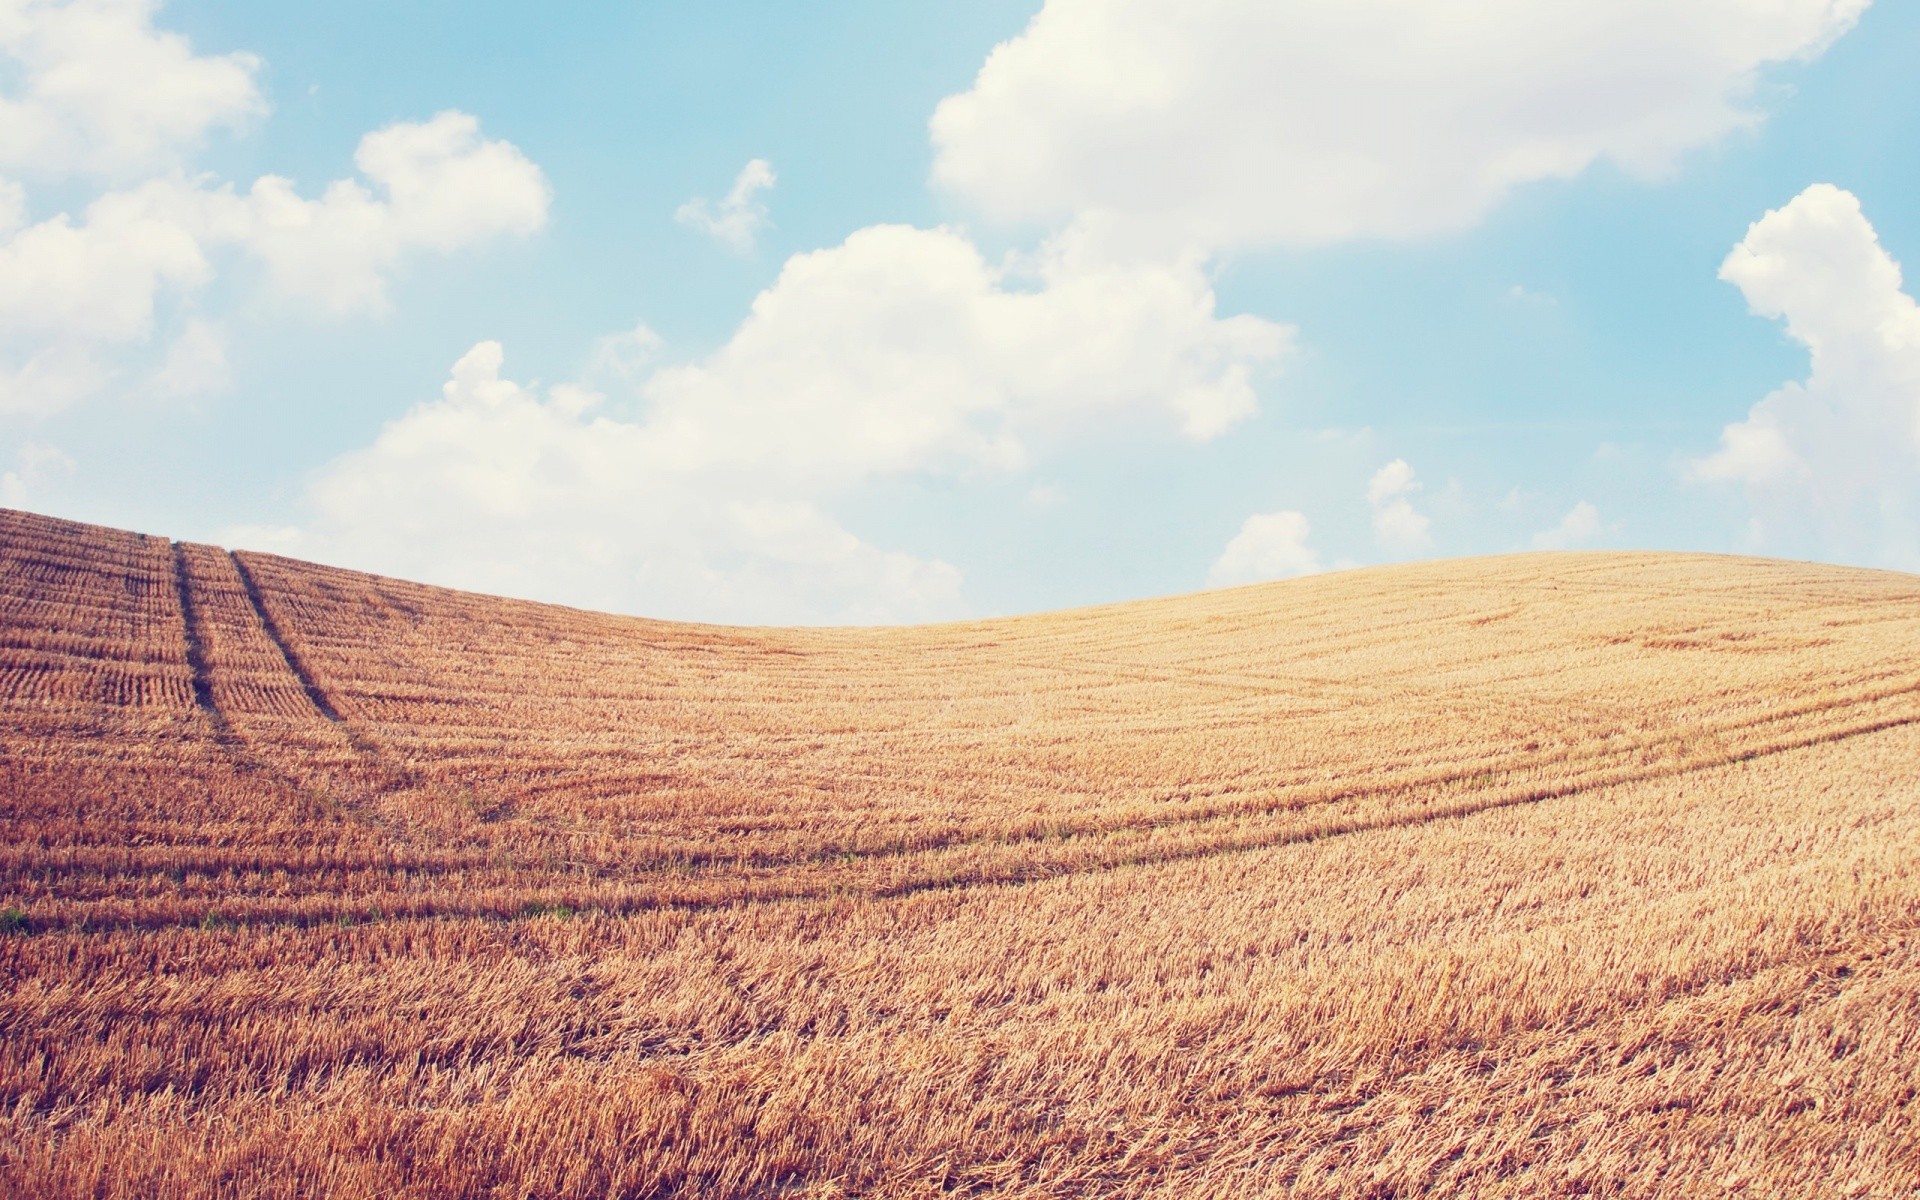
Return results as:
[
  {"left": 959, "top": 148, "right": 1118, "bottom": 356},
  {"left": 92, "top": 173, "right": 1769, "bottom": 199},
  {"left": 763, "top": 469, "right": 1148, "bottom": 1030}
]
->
[{"left": 3, "top": 504, "right": 1920, "bottom": 1197}]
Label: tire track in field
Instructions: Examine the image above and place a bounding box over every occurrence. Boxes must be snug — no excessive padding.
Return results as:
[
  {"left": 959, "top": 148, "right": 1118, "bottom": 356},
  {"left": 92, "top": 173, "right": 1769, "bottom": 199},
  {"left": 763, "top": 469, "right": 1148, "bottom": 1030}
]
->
[
  {"left": 44, "top": 537, "right": 1920, "bottom": 900},
  {"left": 218, "top": 551, "right": 537, "bottom": 833},
  {"left": 30, "top": 669, "right": 1918, "bottom": 900},
  {"left": 230, "top": 552, "right": 343, "bottom": 724},
  {"left": 857, "top": 700, "right": 1920, "bottom": 903},
  {"left": 413, "top": 668, "right": 1920, "bottom": 876},
  {"left": 169, "top": 541, "right": 224, "bottom": 734},
  {"left": 35, "top": 698, "right": 1920, "bottom": 932}
]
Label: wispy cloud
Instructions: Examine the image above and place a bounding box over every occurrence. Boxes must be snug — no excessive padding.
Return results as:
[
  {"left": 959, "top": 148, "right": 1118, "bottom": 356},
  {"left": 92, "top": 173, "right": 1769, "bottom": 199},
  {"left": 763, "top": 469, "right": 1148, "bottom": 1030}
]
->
[{"left": 675, "top": 159, "right": 776, "bottom": 253}]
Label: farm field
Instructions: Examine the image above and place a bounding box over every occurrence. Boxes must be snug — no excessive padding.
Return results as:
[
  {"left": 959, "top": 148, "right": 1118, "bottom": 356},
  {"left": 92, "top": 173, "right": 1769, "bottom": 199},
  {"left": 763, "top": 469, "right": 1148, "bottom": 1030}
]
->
[{"left": 3, "top": 503, "right": 1919, "bottom": 1197}]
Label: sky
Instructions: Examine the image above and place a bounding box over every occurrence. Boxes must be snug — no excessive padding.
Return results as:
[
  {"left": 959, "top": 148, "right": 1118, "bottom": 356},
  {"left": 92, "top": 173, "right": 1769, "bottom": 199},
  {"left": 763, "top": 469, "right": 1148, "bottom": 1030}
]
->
[{"left": 2, "top": 0, "right": 1917, "bottom": 624}]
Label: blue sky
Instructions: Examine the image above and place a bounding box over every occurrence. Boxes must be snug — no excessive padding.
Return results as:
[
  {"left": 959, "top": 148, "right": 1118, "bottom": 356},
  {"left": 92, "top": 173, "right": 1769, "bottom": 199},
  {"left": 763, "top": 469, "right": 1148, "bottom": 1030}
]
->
[{"left": 2, "top": 0, "right": 1916, "bottom": 622}]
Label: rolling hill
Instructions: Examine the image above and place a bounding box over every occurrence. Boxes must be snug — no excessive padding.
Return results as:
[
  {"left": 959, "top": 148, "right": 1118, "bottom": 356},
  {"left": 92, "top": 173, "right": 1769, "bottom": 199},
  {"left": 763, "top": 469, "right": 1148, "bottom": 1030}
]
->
[{"left": 3, "top": 504, "right": 1919, "bottom": 1198}]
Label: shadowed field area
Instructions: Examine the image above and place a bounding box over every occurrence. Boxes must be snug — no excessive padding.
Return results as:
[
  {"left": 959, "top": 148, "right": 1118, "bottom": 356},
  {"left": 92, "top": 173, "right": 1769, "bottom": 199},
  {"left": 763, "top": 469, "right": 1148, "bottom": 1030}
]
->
[{"left": 3, "top": 505, "right": 1918, "bottom": 1197}]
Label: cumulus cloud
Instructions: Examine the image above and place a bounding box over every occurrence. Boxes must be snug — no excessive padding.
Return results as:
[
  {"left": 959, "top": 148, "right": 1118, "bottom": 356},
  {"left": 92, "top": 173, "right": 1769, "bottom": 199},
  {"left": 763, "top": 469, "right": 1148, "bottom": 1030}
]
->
[
  {"left": 0, "top": 179, "right": 210, "bottom": 344},
  {"left": 1367, "top": 458, "right": 1433, "bottom": 552},
  {"left": 0, "top": 181, "right": 216, "bottom": 413},
  {"left": 1532, "top": 500, "right": 1604, "bottom": 550},
  {"left": 675, "top": 158, "right": 776, "bottom": 253},
  {"left": 254, "top": 210, "right": 1285, "bottom": 618},
  {"left": 194, "top": 110, "right": 551, "bottom": 313},
  {"left": 931, "top": 0, "right": 1866, "bottom": 250},
  {"left": 250, "top": 221, "right": 1285, "bottom": 622},
  {"left": 639, "top": 223, "right": 1290, "bottom": 487},
  {"left": 1689, "top": 184, "right": 1920, "bottom": 566},
  {"left": 0, "top": 0, "right": 263, "bottom": 178},
  {"left": 1208, "top": 510, "right": 1322, "bottom": 587},
  {"left": 0, "top": 111, "right": 547, "bottom": 414},
  {"left": 234, "top": 342, "right": 965, "bottom": 625}
]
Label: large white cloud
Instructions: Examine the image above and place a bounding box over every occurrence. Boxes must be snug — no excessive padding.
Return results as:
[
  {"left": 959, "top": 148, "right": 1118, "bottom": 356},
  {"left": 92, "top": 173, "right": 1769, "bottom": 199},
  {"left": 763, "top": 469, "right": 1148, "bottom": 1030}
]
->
[
  {"left": 931, "top": 0, "right": 1867, "bottom": 250},
  {"left": 0, "top": 111, "right": 548, "bottom": 414},
  {"left": 1690, "top": 184, "right": 1920, "bottom": 566},
  {"left": 191, "top": 110, "right": 551, "bottom": 314},
  {"left": 0, "top": 0, "right": 262, "bottom": 178},
  {"left": 248, "top": 225, "right": 1287, "bottom": 623},
  {"left": 0, "top": 177, "right": 209, "bottom": 344},
  {"left": 0, "top": 7, "right": 543, "bottom": 417},
  {"left": 639, "top": 223, "right": 1290, "bottom": 487},
  {"left": 236, "top": 342, "right": 966, "bottom": 626},
  {"left": 0, "top": 174, "right": 210, "bottom": 414}
]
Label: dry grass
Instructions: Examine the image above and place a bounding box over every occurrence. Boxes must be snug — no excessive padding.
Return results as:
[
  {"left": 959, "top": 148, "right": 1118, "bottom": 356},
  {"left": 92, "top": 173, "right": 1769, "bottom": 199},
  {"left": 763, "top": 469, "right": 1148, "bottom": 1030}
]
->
[{"left": 3, "top": 504, "right": 1919, "bottom": 1198}]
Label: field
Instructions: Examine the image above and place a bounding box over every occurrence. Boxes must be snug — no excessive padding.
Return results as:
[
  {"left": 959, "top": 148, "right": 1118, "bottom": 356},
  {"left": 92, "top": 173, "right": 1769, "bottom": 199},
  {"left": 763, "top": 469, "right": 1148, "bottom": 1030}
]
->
[{"left": 3, "top": 504, "right": 1919, "bottom": 1197}]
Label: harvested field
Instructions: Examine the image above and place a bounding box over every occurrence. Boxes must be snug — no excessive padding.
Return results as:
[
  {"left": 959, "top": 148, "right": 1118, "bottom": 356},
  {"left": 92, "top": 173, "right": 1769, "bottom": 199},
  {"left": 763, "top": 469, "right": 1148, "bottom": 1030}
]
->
[{"left": 3, "top": 503, "right": 1919, "bottom": 1197}]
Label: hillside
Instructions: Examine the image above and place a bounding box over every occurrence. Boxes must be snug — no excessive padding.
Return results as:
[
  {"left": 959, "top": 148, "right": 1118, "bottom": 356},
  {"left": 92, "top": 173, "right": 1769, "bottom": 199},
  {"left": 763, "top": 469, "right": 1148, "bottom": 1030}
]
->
[{"left": 3, "top": 504, "right": 1919, "bottom": 1197}]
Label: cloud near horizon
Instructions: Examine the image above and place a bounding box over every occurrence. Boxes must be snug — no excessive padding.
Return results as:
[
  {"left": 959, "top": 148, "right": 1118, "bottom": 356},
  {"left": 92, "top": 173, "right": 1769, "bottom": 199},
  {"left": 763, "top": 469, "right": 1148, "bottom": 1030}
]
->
[
  {"left": 1691, "top": 184, "right": 1920, "bottom": 568},
  {"left": 1208, "top": 510, "right": 1323, "bottom": 587},
  {"left": 1367, "top": 459, "right": 1433, "bottom": 554},
  {"left": 1532, "top": 500, "right": 1605, "bottom": 550},
  {"left": 238, "top": 224, "right": 1289, "bottom": 623},
  {"left": 232, "top": 341, "right": 967, "bottom": 625}
]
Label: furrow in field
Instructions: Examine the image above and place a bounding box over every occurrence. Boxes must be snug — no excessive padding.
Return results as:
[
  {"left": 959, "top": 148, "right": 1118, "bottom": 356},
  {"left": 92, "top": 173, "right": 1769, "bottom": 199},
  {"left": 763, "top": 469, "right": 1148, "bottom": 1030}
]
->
[{"left": 19, "top": 689, "right": 1918, "bottom": 933}]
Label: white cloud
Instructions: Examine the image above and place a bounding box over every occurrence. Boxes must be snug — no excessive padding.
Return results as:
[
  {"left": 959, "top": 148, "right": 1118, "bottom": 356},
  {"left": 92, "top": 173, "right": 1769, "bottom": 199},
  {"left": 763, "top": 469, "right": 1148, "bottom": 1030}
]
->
[
  {"left": 0, "top": 179, "right": 25, "bottom": 234},
  {"left": 197, "top": 110, "right": 551, "bottom": 313},
  {"left": 0, "top": 179, "right": 209, "bottom": 343},
  {"left": 0, "top": 110, "right": 547, "bottom": 414},
  {"left": 0, "top": 110, "right": 546, "bottom": 329},
  {"left": 0, "top": 439, "right": 75, "bottom": 506},
  {"left": 675, "top": 158, "right": 776, "bottom": 253},
  {"left": 1689, "top": 184, "right": 1920, "bottom": 566},
  {"left": 1532, "top": 500, "right": 1604, "bottom": 550},
  {"left": 0, "top": 180, "right": 217, "bottom": 412},
  {"left": 1693, "top": 418, "right": 1799, "bottom": 483},
  {"left": 0, "top": 0, "right": 263, "bottom": 178},
  {"left": 0, "top": 344, "right": 109, "bottom": 416},
  {"left": 150, "top": 316, "right": 226, "bottom": 398},
  {"left": 1367, "top": 458, "right": 1433, "bottom": 551},
  {"left": 637, "top": 223, "right": 1289, "bottom": 487},
  {"left": 1365, "top": 458, "right": 1416, "bottom": 507},
  {"left": 236, "top": 342, "right": 964, "bottom": 625},
  {"left": 252, "top": 220, "right": 1285, "bottom": 622},
  {"left": 1208, "top": 510, "right": 1322, "bottom": 586},
  {"left": 931, "top": 0, "right": 1866, "bottom": 250}
]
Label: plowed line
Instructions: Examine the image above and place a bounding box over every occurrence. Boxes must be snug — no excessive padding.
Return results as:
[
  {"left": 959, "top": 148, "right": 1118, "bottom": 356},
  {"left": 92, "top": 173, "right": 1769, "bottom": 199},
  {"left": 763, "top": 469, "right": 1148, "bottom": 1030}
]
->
[
  {"left": 78, "top": 673, "right": 1912, "bottom": 890},
  {"left": 230, "top": 553, "right": 342, "bottom": 724},
  {"left": 34, "top": 701, "right": 1920, "bottom": 932},
  {"left": 170, "top": 542, "right": 222, "bottom": 731}
]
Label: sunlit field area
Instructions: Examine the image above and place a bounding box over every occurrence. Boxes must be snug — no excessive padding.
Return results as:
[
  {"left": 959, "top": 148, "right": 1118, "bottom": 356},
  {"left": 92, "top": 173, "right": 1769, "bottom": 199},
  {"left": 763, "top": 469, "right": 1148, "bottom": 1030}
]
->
[{"left": 3, "top": 506, "right": 1918, "bottom": 1197}]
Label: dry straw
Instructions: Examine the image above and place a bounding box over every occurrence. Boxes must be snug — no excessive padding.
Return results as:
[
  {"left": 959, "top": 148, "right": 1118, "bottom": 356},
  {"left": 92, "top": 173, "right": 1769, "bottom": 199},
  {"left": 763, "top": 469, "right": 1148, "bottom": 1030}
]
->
[{"left": 2, "top": 507, "right": 1917, "bottom": 1197}]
